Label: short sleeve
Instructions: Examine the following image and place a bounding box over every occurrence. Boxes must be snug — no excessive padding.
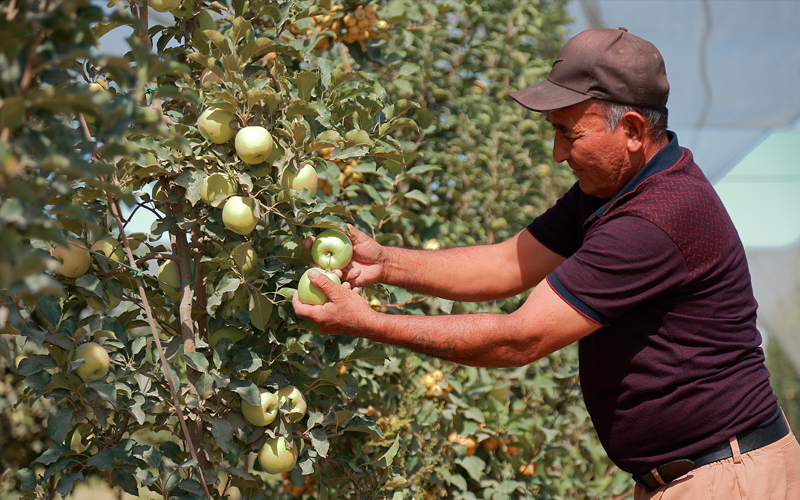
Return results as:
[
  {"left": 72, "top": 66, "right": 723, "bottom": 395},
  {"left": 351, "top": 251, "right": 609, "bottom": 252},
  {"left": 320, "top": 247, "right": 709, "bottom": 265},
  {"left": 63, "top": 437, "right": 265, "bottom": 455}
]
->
[
  {"left": 548, "top": 216, "right": 689, "bottom": 325},
  {"left": 527, "top": 182, "right": 594, "bottom": 257}
]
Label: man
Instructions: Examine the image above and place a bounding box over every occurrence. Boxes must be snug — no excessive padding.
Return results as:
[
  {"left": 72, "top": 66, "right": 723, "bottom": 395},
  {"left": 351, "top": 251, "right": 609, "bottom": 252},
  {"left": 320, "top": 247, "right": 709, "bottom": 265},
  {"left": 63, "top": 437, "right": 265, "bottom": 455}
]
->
[{"left": 293, "top": 28, "right": 800, "bottom": 498}]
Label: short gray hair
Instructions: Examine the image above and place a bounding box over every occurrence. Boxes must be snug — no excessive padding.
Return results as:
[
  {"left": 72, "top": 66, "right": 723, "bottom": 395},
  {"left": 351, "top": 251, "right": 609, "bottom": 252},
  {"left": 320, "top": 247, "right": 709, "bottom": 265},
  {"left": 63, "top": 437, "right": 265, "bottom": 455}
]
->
[{"left": 594, "top": 99, "right": 669, "bottom": 141}]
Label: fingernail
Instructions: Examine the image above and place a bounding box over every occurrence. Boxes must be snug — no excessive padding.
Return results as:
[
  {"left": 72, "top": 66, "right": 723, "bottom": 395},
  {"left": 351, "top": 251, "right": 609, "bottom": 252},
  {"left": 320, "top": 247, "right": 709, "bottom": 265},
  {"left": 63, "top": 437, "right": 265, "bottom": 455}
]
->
[{"left": 309, "top": 269, "right": 319, "bottom": 279}]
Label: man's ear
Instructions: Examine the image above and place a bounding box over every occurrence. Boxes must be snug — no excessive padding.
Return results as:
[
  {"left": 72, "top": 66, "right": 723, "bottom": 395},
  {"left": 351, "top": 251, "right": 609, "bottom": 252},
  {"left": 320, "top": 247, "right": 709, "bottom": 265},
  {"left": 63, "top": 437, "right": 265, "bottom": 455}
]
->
[{"left": 621, "top": 111, "right": 647, "bottom": 153}]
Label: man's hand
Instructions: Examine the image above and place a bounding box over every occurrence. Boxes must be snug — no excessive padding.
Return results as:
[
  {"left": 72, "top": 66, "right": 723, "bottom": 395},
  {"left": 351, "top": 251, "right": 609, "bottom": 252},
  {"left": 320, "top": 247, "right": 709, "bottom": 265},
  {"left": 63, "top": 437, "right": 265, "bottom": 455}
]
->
[
  {"left": 304, "top": 224, "right": 385, "bottom": 287},
  {"left": 292, "top": 268, "right": 377, "bottom": 336}
]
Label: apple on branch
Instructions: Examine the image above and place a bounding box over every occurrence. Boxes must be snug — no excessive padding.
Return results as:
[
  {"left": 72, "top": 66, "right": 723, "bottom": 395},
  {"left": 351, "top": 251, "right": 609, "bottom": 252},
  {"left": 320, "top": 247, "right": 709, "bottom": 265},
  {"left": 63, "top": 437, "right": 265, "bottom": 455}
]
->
[
  {"left": 209, "top": 326, "right": 246, "bottom": 348},
  {"left": 73, "top": 342, "right": 110, "bottom": 382},
  {"left": 157, "top": 260, "right": 180, "bottom": 301},
  {"left": 297, "top": 268, "right": 341, "bottom": 305},
  {"left": 222, "top": 196, "right": 259, "bottom": 235},
  {"left": 241, "top": 389, "right": 279, "bottom": 427},
  {"left": 280, "top": 162, "right": 318, "bottom": 196},
  {"left": 198, "top": 107, "right": 237, "bottom": 144},
  {"left": 258, "top": 436, "right": 301, "bottom": 475},
  {"left": 276, "top": 385, "right": 308, "bottom": 423},
  {"left": 148, "top": 0, "right": 180, "bottom": 13},
  {"left": 311, "top": 229, "right": 353, "bottom": 270},
  {"left": 235, "top": 126, "right": 274, "bottom": 165},
  {"left": 200, "top": 172, "right": 237, "bottom": 206},
  {"left": 52, "top": 239, "right": 91, "bottom": 278},
  {"left": 91, "top": 235, "right": 124, "bottom": 269}
]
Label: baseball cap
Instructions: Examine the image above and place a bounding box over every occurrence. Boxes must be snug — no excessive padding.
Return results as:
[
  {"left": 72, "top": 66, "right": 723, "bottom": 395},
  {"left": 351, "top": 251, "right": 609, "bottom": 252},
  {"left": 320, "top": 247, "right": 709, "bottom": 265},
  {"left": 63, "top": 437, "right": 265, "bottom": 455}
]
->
[{"left": 509, "top": 28, "right": 669, "bottom": 112}]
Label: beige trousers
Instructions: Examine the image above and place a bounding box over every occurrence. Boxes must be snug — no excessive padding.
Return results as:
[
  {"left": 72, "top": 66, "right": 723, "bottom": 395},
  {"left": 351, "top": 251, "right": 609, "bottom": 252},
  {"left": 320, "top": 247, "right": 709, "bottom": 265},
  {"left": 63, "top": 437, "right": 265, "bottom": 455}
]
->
[{"left": 634, "top": 432, "right": 800, "bottom": 500}]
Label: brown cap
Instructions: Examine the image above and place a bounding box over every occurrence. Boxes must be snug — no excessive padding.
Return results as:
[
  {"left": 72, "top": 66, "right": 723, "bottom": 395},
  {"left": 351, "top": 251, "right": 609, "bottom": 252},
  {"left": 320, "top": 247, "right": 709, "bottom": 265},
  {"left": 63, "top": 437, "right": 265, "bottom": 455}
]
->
[{"left": 509, "top": 28, "right": 669, "bottom": 112}]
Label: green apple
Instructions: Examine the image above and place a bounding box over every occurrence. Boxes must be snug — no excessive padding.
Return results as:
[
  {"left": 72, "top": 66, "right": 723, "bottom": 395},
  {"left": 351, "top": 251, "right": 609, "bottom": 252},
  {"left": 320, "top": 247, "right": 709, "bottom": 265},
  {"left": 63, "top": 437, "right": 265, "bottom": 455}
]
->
[
  {"left": 53, "top": 239, "right": 91, "bottom": 278},
  {"left": 74, "top": 342, "right": 110, "bottom": 382},
  {"left": 276, "top": 385, "right": 308, "bottom": 423},
  {"left": 157, "top": 260, "right": 180, "bottom": 300},
  {"left": 209, "top": 326, "right": 245, "bottom": 348},
  {"left": 199, "top": 68, "right": 223, "bottom": 88},
  {"left": 91, "top": 236, "right": 124, "bottom": 268},
  {"left": 311, "top": 229, "right": 353, "bottom": 270},
  {"left": 229, "top": 243, "right": 260, "bottom": 277},
  {"left": 297, "top": 268, "right": 341, "bottom": 305},
  {"left": 85, "top": 291, "right": 121, "bottom": 311},
  {"left": 193, "top": 9, "right": 216, "bottom": 45},
  {"left": 422, "top": 238, "right": 441, "bottom": 251},
  {"left": 149, "top": 0, "right": 180, "bottom": 12},
  {"left": 242, "top": 389, "right": 279, "bottom": 427},
  {"left": 235, "top": 126, "right": 274, "bottom": 165},
  {"left": 200, "top": 172, "right": 237, "bottom": 206},
  {"left": 170, "top": 0, "right": 193, "bottom": 18},
  {"left": 222, "top": 196, "right": 259, "bottom": 235},
  {"left": 280, "top": 162, "right": 318, "bottom": 195},
  {"left": 257, "top": 437, "right": 299, "bottom": 474},
  {"left": 198, "top": 108, "right": 236, "bottom": 144},
  {"left": 266, "top": 141, "right": 283, "bottom": 165}
]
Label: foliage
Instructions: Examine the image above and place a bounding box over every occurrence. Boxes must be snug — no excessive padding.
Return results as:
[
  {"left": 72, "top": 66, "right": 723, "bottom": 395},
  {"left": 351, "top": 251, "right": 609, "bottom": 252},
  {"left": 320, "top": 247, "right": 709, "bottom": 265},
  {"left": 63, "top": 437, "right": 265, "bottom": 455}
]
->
[
  {"left": 765, "top": 339, "right": 800, "bottom": 438},
  {"left": 0, "top": 0, "right": 633, "bottom": 499}
]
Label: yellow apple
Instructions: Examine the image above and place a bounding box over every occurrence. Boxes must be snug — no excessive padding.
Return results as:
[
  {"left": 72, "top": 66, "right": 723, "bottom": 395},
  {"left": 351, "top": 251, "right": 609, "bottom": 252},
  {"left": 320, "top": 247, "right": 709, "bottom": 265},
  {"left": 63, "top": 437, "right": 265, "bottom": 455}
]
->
[
  {"left": 91, "top": 236, "right": 124, "bottom": 268},
  {"left": 258, "top": 437, "right": 299, "bottom": 474},
  {"left": 149, "top": 0, "right": 180, "bottom": 12},
  {"left": 235, "top": 126, "right": 274, "bottom": 165},
  {"left": 198, "top": 108, "right": 236, "bottom": 144},
  {"left": 157, "top": 260, "right": 180, "bottom": 300},
  {"left": 280, "top": 162, "right": 318, "bottom": 195},
  {"left": 242, "top": 389, "right": 279, "bottom": 427},
  {"left": 53, "top": 239, "right": 91, "bottom": 278},
  {"left": 200, "top": 172, "right": 237, "bottom": 206},
  {"left": 276, "top": 385, "right": 307, "bottom": 423},
  {"left": 85, "top": 291, "right": 121, "bottom": 311},
  {"left": 297, "top": 269, "right": 340, "bottom": 305},
  {"left": 74, "top": 342, "right": 110, "bottom": 382},
  {"left": 222, "top": 196, "right": 259, "bottom": 235}
]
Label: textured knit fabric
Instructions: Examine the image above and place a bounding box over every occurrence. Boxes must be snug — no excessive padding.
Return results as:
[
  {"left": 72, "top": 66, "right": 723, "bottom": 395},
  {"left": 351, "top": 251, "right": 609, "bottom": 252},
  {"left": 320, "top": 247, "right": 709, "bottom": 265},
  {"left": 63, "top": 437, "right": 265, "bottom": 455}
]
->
[{"left": 528, "top": 132, "right": 778, "bottom": 473}]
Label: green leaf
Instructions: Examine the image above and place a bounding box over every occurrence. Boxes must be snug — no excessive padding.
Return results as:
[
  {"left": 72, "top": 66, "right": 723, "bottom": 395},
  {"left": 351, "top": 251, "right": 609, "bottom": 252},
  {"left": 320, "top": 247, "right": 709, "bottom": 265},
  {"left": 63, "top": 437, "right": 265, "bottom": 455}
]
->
[
  {"left": 379, "top": 118, "right": 419, "bottom": 138},
  {"left": 240, "top": 37, "right": 278, "bottom": 62},
  {"left": 403, "top": 189, "right": 430, "bottom": 206},
  {"left": 373, "top": 435, "right": 401, "bottom": 468},
  {"left": 309, "top": 428, "right": 329, "bottom": 458},
  {"left": 175, "top": 170, "right": 205, "bottom": 206},
  {"left": 345, "top": 129, "right": 372, "bottom": 148},
  {"left": 212, "top": 417, "right": 234, "bottom": 454},
  {"left": 232, "top": 348, "right": 262, "bottom": 373},
  {"left": 184, "top": 351, "right": 209, "bottom": 373},
  {"left": 113, "top": 468, "right": 139, "bottom": 496},
  {"left": 91, "top": 381, "right": 116, "bottom": 404},
  {"left": 230, "top": 378, "right": 260, "bottom": 406},
  {"left": 48, "top": 407, "right": 74, "bottom": 443},
  {"left": 347, "top": 348, "right": 389, "bottom": 364},
  {"left": 18, "top": 468, "right": 37, "bottom": 492},
  {"left": 297, "top": 71, "right": 319, "bottom": 102},
  {"left": 285, "top": 100, "right": 318, "bottom": 119},
  {"left": 87, "top": 449, "right": 115, "bottom": 472},
  {"left": 456, "top": 456, "right": 487, "bottom": 482},
  {"left": 249, "top": 291, "right": 274, "bottom": 331},
  {"left": 385, "top": 99, "right": 420, "bottom": 122},
  {"left": 56, "top": 472, "right": 84, "bottom": 497},
  {"left": 18, "top": 355, "right": 57, "bottom": 376}
]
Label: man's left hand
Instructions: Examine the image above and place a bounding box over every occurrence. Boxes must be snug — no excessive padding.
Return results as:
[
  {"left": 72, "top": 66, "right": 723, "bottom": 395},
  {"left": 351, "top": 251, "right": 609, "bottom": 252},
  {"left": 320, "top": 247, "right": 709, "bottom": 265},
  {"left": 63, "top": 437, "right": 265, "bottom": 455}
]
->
[{"left": 292, "top": 269, "right": 376, "bottom": 336}]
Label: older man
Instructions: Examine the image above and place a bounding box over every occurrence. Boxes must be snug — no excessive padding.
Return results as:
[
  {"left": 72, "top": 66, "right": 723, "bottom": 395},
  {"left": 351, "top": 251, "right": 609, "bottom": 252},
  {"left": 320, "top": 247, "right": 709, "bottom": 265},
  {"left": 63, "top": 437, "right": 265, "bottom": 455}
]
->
[{"left": 293, "top": 28, "right": 800, "bottom": 498}]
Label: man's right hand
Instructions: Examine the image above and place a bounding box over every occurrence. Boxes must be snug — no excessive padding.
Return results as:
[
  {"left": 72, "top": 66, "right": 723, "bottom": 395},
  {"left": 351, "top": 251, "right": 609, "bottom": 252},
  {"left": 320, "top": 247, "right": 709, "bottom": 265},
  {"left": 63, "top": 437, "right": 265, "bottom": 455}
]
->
[{"left": 304, "top": 224, "right": 386, "bottom": 288}]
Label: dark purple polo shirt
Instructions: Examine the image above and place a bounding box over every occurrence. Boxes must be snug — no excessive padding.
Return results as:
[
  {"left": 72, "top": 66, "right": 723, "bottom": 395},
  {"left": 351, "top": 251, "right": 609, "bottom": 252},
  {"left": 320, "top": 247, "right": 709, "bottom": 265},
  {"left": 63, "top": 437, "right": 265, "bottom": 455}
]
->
[{"left": 528, "top": 132, "right": 778, "bottom": 474}]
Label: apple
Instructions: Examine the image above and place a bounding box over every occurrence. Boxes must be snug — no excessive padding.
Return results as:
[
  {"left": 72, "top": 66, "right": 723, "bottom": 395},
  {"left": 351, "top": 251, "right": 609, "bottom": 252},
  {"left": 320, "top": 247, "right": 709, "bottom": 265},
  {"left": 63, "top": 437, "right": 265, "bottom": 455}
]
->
[
  {"left": 266, "top": 141, "right": 283, "bottom": 165},
  {"left": 242, "top": 389, "right": 279, "bottom": 427},
  {"left": 170, "top": 0, "right": 193, "bottom": 18},
  {"left": 200, "top": 172, "right": 237, "bottom": 206},
  {"left": 235, "top": 126, "right": 274, "bottom": 165},
  {"left": 199, "top": 68, "right": 223, "bottom": 88},
  {"left": 85, "top": 291, "right": 121, "bottom": 311},
  {"left": 229, "top": 243, "right": 260, "bottom": 277},
  {"left": 149, "top": 0, "right": 180, "bottom": 12},
  {"left": 369, "top": 298, "right": 381, "bottom": 311},
  {"left": 91, "top": 236, "right": 124, "bottom": 268},
  {"left": 297, "top": 268, "right": 341, "bottom": 305},
  {"left": 258, "top": 436, "right": 299, "bottom": 474},
  {"left": 53, "top": 239, "right": 91, "bottom": 278},
  {"left": 209, "top": 326, "right": 245, "bottom": 348},
  {"left": 422, "top": 238, "right": 441, "bottom": 251},
  {"left": 311, "top": 229, "right": 353, "bottom": 270},
  {"left": 198, "top": 108, "right": 237, "bottom": 144},
  {"left": 280, "top": 162, "right": 318, "bottom": 195},
  {"left": 222, "top": 196, "right": 259, "bottom": 235},
  {"left": 192, "top": 9, "right": 216, "bottom": 45},
  {"left": 157, "top": 260, "right": 180, "bottom": 300},
  {"left": 74, "top": 342, "right": 110, "bottom": 382},
  {"left": 276, "top": 385, "right": 307, "bottom": 423}
]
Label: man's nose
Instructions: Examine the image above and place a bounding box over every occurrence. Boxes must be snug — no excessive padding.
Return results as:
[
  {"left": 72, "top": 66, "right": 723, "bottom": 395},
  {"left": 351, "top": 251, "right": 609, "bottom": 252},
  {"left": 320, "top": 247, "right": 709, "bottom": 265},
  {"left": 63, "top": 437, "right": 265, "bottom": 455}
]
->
[{"left": 552, "top": 132, "right": 570, "bottom": 164}]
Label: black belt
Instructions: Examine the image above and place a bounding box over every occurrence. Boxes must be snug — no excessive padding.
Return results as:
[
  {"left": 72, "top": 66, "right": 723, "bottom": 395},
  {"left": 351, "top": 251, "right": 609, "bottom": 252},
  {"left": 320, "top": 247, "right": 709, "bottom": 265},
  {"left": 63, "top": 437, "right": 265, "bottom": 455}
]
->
[{"left": 632, "top": 411, "right": 790, "bottom": 492}]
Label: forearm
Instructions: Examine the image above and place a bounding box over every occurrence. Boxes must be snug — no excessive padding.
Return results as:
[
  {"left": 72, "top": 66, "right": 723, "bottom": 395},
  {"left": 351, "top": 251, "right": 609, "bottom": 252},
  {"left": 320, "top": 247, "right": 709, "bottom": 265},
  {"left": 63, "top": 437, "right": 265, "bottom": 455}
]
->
[{"left": 361, "top": 309, "right": 541, "bottom": 368}]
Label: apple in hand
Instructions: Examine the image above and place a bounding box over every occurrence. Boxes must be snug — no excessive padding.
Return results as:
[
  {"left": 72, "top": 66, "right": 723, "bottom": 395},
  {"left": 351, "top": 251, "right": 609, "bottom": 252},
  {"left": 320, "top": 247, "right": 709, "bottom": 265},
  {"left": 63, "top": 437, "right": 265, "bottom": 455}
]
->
[
  {"left": 74, "top": 342, "right": 110, "bottom": 382},
  {"left": 53, "top": 239, "right": 91, "bottom": 278},
  {"left": 209, "top": 326, "right": 246, "bottom": 348},
  {"left": 235, "top": 126, "right": 274, "bottom": 165},
  {"left": 280, "top": 162, "right": 318, "bottom": 195},
  {"left": 276, "top": 385, "right": 308, "bottom": 423},
  {"left": 258, "top": 436, "right": 300, "bottom": 474},
  {"left": 198, "top": 108, "right": 237, "bottom": 144},
  {"left": 311, "top": 229, "right": 353, "bottom": 270},
  {"left": 242, "top": 389, "right": 279, "bottom": 427},
  {"left": 222, "top": 196, "right": 259, "bottom": 235},
  {"left": 200, "top": 172, "right": 237, "bottom": 205},
  {"left": 297, "top": 269, "right": 341, "bottom": 305}
]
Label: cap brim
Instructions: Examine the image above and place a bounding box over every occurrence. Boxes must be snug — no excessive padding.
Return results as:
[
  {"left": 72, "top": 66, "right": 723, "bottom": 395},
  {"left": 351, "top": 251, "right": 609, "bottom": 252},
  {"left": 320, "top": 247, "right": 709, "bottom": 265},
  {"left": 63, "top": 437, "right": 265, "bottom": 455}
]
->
[{"left": 509, "top": 80, "right": 592, "bottom": 112}]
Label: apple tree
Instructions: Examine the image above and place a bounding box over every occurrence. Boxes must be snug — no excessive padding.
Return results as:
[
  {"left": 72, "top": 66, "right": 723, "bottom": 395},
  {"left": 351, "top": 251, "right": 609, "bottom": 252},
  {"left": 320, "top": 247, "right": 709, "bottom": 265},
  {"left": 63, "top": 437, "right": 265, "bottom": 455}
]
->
[{"left": 0, "top": 0, "right": 634, "bottom": 499}]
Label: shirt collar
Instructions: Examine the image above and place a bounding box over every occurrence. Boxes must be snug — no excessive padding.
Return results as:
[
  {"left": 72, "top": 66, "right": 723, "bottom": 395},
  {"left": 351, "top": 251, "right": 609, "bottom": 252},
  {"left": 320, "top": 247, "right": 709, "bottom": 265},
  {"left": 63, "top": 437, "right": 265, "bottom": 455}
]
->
[{"left": 584, "top": 130, "right": 682, "bottom": 225}]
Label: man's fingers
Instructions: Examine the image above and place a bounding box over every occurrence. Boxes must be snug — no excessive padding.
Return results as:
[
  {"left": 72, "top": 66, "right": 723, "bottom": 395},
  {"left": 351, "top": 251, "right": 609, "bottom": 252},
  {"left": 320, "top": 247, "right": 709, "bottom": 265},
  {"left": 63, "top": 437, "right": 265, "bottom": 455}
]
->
[
  {"left": 308, "top": 269, "right": 343, "bottom": 298},
  {"left": 304, "top": 235, "right": 315, "bottom": 250}
]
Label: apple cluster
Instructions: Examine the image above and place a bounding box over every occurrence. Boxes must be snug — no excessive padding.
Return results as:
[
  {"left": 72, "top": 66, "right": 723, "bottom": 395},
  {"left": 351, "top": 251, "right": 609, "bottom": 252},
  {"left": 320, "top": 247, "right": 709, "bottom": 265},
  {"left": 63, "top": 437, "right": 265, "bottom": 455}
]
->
[
  {"left": 288, "top": 3, "right": 388, "bottom": 51},
  {"left": 297, "top": 229, "right": 353, "bottom": 305},
  {"left": 422, "top": 368, "right": 452, "bottom": 398}
]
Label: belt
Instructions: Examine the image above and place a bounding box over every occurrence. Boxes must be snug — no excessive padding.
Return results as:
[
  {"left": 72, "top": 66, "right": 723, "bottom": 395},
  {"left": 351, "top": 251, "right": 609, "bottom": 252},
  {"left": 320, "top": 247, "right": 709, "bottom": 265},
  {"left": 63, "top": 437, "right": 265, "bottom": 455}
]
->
[{"left": 632, "top": 411, "right": 790, "bottom": 492}]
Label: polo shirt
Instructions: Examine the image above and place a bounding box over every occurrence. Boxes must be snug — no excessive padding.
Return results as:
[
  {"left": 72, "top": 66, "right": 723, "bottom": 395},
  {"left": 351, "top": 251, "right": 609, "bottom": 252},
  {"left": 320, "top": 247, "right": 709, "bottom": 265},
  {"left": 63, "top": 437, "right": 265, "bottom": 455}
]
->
[{"left": 528, "top": 131, "right": 778, "bottom": 474}]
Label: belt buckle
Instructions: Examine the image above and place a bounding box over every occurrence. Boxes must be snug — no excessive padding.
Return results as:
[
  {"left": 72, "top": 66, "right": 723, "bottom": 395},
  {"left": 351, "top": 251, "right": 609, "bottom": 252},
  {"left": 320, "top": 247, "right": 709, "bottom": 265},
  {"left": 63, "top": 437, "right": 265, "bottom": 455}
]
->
[{"left": 633, "top": 459, "right": 694, "bottom": 492}]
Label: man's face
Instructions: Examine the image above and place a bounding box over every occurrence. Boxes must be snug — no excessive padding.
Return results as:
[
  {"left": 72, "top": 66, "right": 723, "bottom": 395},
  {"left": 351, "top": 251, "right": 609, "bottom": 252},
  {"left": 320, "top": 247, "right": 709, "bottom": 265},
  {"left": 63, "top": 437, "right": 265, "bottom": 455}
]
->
[{"left": 546, "top": 101, "right": 634, "bottom": 200}]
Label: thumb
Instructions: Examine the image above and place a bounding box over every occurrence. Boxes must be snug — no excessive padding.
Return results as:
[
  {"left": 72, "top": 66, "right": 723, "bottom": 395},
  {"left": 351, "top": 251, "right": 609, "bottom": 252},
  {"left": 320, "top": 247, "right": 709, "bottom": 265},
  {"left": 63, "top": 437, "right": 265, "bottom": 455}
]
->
[
  {"left": 308, "top": 269, "right": 342, "bottom": 298},
  {"left": 346, "top": 223, "right": 372, "bottom": 246}
]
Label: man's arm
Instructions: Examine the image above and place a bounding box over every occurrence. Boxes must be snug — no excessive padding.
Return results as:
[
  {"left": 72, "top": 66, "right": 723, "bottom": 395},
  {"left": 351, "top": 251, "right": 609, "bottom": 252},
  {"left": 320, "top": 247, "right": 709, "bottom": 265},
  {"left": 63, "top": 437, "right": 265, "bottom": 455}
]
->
[
  {"left": 339, "top": 225, "right": 566, "bottom": 302},
  {"left": 292, "top": 272, "right": 601, "bottom": 368}
]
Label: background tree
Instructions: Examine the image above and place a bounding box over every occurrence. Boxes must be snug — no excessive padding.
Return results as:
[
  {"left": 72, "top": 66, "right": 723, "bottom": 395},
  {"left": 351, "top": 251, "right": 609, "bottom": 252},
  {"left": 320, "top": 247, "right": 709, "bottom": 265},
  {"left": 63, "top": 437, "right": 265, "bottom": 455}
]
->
[{"left": 0, "top": 0, "right": 634, "bottom": 499}]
